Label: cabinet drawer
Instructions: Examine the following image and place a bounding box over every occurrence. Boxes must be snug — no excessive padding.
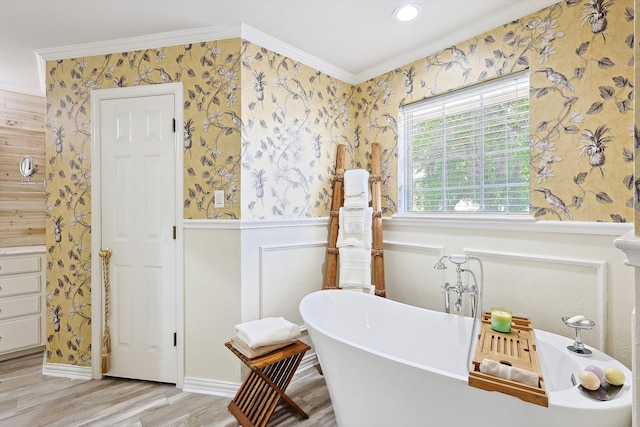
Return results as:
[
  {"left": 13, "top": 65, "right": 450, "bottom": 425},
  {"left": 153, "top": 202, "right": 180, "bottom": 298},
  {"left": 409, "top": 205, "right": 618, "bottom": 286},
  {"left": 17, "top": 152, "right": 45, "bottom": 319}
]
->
[
  {"left": 0, "top": 316, "right": 42, "bottom": 353},
  {"left": 0, "top": 274, "right": 41, "bottom": 297},
  {"left": 0, "top": 256, "right": 42, "bottom": 276},
  {"left": 0, "top": 295, "right": 41, "bottom": 320}
]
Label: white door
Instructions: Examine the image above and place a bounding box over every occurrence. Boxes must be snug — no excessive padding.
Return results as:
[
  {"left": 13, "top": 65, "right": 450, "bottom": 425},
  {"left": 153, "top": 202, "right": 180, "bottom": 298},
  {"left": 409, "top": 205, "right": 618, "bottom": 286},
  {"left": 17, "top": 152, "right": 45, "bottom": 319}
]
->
[{"left": 99, "top": 94, "right": 177, "bottom": 383}]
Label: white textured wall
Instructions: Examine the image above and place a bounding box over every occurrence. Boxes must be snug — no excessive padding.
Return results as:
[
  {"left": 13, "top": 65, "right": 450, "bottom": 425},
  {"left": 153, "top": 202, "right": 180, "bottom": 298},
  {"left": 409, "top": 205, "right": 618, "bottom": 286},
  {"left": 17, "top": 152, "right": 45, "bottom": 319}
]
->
[
  {"left": 385, "top": 217, "right": 634, "bottom": 367},
  {"left": 181, "top": 217, "right": 634, "bottom": 396},
  {"left": 181, "top": 219, "right": 327, "bottom": 394},
  {"left": 183, "top": 226, "right": 241, "bottom": 384},
  {"left": 238, "top": 219, "right": 329, "bottom": 325}
]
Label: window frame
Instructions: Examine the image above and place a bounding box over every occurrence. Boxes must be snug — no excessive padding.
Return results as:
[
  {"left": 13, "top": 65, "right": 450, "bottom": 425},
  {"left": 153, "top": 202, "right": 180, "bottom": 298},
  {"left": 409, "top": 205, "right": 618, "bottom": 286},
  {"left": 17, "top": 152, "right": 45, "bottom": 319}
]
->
[{"left": 398, "top": 71, "right": 531, "bottom": 217}]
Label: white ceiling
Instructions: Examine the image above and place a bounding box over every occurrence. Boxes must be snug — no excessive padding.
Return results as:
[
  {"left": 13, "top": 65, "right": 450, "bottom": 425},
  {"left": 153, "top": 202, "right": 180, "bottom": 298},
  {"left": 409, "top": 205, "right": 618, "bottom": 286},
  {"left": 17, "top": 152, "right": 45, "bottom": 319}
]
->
[{"left": 0, "top": 0, "right": 559, "bottom": 96}]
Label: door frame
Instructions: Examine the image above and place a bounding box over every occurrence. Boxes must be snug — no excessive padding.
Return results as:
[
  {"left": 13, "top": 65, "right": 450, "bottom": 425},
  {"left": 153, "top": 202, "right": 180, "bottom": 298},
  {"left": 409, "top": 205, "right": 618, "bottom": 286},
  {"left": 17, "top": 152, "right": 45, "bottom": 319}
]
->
[{"left": 90, "top": 83, "right": 184, "bottom": 386}]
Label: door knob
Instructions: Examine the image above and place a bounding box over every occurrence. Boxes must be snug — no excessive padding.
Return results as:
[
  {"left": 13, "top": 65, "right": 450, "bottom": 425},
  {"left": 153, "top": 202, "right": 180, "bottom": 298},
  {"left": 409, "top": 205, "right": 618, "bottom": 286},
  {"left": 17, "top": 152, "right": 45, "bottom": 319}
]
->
[{"left": 99, "top": 249, "right": 112, "bottom": 258}]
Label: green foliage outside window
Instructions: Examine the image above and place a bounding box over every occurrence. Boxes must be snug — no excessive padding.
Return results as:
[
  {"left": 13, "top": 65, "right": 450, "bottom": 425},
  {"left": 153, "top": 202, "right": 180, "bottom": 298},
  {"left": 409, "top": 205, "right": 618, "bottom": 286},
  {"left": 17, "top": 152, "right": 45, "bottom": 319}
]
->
[{"left": 404, "top": 73, "right": 530, "bottom": 213}]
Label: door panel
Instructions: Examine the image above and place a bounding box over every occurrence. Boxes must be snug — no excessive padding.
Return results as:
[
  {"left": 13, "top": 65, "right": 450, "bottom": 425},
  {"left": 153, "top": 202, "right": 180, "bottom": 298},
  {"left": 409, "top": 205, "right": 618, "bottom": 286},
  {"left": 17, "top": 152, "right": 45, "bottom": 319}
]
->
[{"left": 100, "top": 94, "right": 177, "bottom": 383}]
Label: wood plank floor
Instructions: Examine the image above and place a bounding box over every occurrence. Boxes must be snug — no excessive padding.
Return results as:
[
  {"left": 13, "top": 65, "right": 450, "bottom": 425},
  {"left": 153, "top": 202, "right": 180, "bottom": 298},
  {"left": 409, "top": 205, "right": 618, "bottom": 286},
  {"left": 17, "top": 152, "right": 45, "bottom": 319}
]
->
[{"left": 0, "top": 353, "right": 336, "bottom": 427}]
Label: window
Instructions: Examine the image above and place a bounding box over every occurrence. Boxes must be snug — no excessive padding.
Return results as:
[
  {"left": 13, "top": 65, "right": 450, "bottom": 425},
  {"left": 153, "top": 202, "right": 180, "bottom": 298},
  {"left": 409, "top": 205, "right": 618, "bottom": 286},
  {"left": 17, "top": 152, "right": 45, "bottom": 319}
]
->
[{"left": 400, "top": 71, "right": 530, "bottom": 214}]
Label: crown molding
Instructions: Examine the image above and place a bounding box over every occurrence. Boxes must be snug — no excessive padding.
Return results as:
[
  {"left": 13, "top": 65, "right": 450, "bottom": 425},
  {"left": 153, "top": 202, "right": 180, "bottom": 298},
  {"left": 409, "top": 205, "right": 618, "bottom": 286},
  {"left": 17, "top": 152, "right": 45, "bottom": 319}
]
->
[
  {"left": 35, "top": 24, "right": 241, "bottom": 62},
  {"left": 33, "top": 0, "right": 561, "bottom": 93},
  {"left": 34, "top": 22, "right": 359, "bottom": 93},
  {"left": 35, "top": 24, "right": 242, "bottom": 93},
  {"left": 355, "top": 0, "right": 561, "bottom": 82},
  {"left": 240, "top": 24, "right": 357, "bottom": 84}
]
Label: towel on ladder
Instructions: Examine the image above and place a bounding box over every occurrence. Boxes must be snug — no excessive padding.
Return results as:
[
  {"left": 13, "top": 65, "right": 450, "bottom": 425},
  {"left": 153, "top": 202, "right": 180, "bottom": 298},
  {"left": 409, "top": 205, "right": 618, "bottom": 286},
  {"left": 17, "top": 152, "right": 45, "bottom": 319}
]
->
[
  {"left": 344, "top": 169, "right": 370, "bottom": 197},
  {"left": 339, "top": 246, "right": 372, "bottom": 289},
  {"left": 337, "top": 207, "right": 372, "bottom": 248},
  {"left": 234, "top": 317, "right": 301, "bottom": 349},
  {"left": 343, "top": 169, "right": 370, "bottom": 209}
]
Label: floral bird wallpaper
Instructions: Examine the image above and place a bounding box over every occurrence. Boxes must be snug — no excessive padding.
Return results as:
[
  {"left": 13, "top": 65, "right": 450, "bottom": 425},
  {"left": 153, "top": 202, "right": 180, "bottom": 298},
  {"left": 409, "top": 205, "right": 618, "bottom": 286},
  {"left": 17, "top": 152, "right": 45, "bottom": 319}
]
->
[
  {"left": 356, "top": 0, "right": 635, "bottom": 222},
  {"left": 45, "top": 39, "right": 243, "bottom": 363},
  {"left": 44, "top": 0, "right": 634, "bottom": 365},
  {"left": 239, "top": 42, "right": 355, "bottom": 218}
]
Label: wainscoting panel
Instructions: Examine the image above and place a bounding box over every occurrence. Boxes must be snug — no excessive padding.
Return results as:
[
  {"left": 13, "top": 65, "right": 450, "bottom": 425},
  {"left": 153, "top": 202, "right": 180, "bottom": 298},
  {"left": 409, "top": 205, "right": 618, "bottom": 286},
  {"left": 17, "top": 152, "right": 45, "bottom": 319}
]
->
[
  {"left": 464, "top": 248, "right": 605, "bottom": 350},
  {"left": 382, "top": 218, "right": 632, "bottom": 365},
  {"left": 383, "top": 241, "right": 444, "bottom": 312},
  {"left": 183, "top": 225, "right": 242, "bottom": 384},
  {"left": 259, "top": 242, "right": 327, "bottom": 325},
  {"left": 179, "top": 217, "right": 632, "bottom": 389}
]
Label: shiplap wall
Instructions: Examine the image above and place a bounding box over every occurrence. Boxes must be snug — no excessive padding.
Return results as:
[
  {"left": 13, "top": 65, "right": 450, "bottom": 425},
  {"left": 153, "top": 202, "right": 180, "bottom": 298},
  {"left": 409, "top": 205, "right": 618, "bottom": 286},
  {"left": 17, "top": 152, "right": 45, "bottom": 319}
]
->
[{"left": 0, "top": 90, "right": 46, "bottom": 247}]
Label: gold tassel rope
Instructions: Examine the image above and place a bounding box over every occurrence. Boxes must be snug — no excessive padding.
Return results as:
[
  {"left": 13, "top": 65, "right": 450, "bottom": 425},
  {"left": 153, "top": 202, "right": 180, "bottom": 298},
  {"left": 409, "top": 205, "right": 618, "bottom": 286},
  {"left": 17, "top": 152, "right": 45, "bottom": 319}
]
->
[
  {"left": 101, "top": 326, "right": 111, "bottom": 374},
  {"left": 99, "top": 248, "right": 112, "bottom": 374}
]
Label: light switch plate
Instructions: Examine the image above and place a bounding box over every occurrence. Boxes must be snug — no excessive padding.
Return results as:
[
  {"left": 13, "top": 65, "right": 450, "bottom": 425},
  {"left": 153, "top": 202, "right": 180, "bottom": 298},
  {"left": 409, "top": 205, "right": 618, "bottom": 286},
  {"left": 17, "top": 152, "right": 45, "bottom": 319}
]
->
[{"left": 214, "top": 190, "right": 224, "bottom": 208}]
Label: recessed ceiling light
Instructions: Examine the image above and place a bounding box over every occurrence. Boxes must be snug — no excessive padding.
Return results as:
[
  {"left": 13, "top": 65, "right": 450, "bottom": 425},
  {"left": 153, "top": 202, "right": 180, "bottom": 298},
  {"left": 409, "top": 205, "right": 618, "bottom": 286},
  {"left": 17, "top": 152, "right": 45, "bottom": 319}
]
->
[{"left": 393, "top": 3, "right": 421, "bottom": 22}]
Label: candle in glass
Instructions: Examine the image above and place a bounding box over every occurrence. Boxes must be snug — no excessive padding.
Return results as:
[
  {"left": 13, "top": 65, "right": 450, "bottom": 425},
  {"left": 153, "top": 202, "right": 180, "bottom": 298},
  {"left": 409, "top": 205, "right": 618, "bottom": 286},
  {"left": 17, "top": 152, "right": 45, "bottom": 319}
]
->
[{"left": 491, "top": 308, "right": 512, "bottom": 333}]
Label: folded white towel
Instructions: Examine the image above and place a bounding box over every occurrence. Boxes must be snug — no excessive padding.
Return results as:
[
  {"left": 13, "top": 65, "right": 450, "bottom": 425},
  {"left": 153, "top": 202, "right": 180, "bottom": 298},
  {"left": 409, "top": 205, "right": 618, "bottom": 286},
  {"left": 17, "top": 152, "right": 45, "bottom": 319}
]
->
[
  {"left": 230, "top": 335, "right": 298, "bottom": 359},
  {"left": 343, "top": 285, "right": 375, "bottom": 294},
  {"left": 339, "top": 246, "right": 371, "bottom": 289},
  {"left": 342, "top": 207, "right": 367, "bottom": 234},
  {"left": 344, "top": 169, "right": 370, "bottom": 197},
  {"left": 234, "top": 317, "right": 300, "bottom": 349},
  {"left": 343, "top": 194, "right": 369, "bottom": 209},
  {"left": 479, "top": 359, "right": 539, "bottom": 387},
  {"left": 343, "top": 169, "right": 370, "bottom": 209},
  {"left": 337, "top": 207, "right": 372, "bottom": 248}
]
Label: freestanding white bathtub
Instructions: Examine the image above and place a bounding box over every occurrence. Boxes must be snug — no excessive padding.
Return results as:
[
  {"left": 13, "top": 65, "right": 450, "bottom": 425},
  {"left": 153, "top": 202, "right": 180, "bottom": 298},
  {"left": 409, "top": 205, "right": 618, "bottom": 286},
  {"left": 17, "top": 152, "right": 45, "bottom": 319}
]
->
[{"left": 299, "top": 290, "right": 632, "bottom": 427}]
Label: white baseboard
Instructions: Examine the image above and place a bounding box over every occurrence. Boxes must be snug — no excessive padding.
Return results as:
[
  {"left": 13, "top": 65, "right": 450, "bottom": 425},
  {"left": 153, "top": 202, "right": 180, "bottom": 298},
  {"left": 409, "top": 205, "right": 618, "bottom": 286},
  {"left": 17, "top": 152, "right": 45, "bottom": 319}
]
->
[
  {"left": 296, "top": 351, "right": 318, "bottom": 374},
  {"left": 182, "top": 352, "right": 318, "bottom": 398},
  {"left": 42, "top": 361, "right": 93, "bottom": 380},
  {"left": 182, "top": 376, "right": 239, "bottom": 398}
]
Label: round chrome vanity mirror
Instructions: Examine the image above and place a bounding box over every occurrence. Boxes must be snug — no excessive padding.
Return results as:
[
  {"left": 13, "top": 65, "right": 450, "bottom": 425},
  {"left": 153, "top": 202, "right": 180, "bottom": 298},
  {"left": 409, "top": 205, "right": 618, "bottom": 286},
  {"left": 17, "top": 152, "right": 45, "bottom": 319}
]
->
[{"left": 19, "top": 156, "right": 37, "bottom": 178}]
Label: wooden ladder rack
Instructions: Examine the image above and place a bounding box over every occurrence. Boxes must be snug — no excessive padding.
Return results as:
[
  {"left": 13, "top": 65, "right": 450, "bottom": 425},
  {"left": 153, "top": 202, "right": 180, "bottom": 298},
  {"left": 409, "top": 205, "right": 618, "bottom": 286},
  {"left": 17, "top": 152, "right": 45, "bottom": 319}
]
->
[{"left": 324, "top": 143, "right": 386, "bottom": 297}]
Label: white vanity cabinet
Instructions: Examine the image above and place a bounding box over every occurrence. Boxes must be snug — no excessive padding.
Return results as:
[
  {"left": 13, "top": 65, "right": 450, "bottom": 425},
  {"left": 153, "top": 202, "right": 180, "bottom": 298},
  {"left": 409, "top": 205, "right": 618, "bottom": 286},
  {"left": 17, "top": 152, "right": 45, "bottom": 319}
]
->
[{"left": 0, "top": 247, "right": 46, "bottom": 360}]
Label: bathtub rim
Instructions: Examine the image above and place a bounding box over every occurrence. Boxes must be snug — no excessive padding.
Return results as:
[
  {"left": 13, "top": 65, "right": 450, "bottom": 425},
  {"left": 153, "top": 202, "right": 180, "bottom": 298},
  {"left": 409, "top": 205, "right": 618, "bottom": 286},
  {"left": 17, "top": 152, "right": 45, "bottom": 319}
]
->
[
  {"left": 299, "top": 289, "right": 632, "bottom": 411},
  {"left": 300, "top": 290, "right": 470, "bottom": 382}
]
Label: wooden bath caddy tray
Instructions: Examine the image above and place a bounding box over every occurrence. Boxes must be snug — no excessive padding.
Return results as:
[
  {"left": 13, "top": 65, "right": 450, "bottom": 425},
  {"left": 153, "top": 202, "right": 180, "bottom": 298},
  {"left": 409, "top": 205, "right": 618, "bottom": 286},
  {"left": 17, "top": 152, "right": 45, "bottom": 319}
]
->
[{"left": 468, "top": 313, "right": 548, "bottom": 407}]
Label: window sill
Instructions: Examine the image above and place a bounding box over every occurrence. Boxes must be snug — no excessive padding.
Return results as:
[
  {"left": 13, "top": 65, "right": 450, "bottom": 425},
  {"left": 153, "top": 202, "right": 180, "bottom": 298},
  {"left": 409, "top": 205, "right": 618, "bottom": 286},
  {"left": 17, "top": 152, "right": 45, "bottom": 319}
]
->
[{"left": 388, "top": 213, "right": 632, "bottom": 236}]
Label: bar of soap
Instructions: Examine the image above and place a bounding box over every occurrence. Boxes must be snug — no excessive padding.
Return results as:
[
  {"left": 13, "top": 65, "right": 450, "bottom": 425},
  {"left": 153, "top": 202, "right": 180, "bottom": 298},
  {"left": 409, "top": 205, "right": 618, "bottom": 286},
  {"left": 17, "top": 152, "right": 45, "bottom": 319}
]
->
[
  {"left": 585, "top": 365, "right": 606, "bottom": 382},
  {"left": 578, "top": 370, "right": 601, "bottom": 391},
  {"left": 567, "top": 315, "right": 585, "bottom": 324},
  {"left": 604, "top": 367, "right": 625, "bottom": 386}
]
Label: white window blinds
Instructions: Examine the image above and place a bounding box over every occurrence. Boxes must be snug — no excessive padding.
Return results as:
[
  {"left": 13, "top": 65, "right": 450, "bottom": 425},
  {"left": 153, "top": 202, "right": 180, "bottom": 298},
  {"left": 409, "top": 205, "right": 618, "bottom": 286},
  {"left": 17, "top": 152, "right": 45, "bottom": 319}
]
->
[{"left": 401, "top": 71, "right": 530, "bottom": 213}]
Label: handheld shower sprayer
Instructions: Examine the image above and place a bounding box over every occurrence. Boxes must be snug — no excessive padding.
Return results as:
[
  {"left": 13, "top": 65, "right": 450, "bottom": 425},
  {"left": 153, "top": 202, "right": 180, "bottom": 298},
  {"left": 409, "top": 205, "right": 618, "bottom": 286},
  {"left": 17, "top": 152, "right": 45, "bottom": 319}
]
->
[
  {"left": 448, "top": 254, "right": 469, "bottom": 265},
  {"left": 434, "top": 254, "right": 478, "bottom": 314},
  {"left": 433, "top": 254, "right": 471, "bottom": 269},
  {"left": 432, "top": 253, "right": 484, "bottom": 371}
]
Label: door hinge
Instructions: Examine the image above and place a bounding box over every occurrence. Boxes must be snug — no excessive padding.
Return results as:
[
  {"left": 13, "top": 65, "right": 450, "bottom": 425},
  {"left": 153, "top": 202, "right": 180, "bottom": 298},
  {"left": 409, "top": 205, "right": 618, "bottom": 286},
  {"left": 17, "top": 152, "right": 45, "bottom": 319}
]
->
[
  {"left": 172, "top": 118, "right": 176, "bottom": 132},
  {"left": 173, "top": 332, "right": 177, "bottom": 347},
  {"left": 172, "top": 226, "right": 176, "bottom": 239}
]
